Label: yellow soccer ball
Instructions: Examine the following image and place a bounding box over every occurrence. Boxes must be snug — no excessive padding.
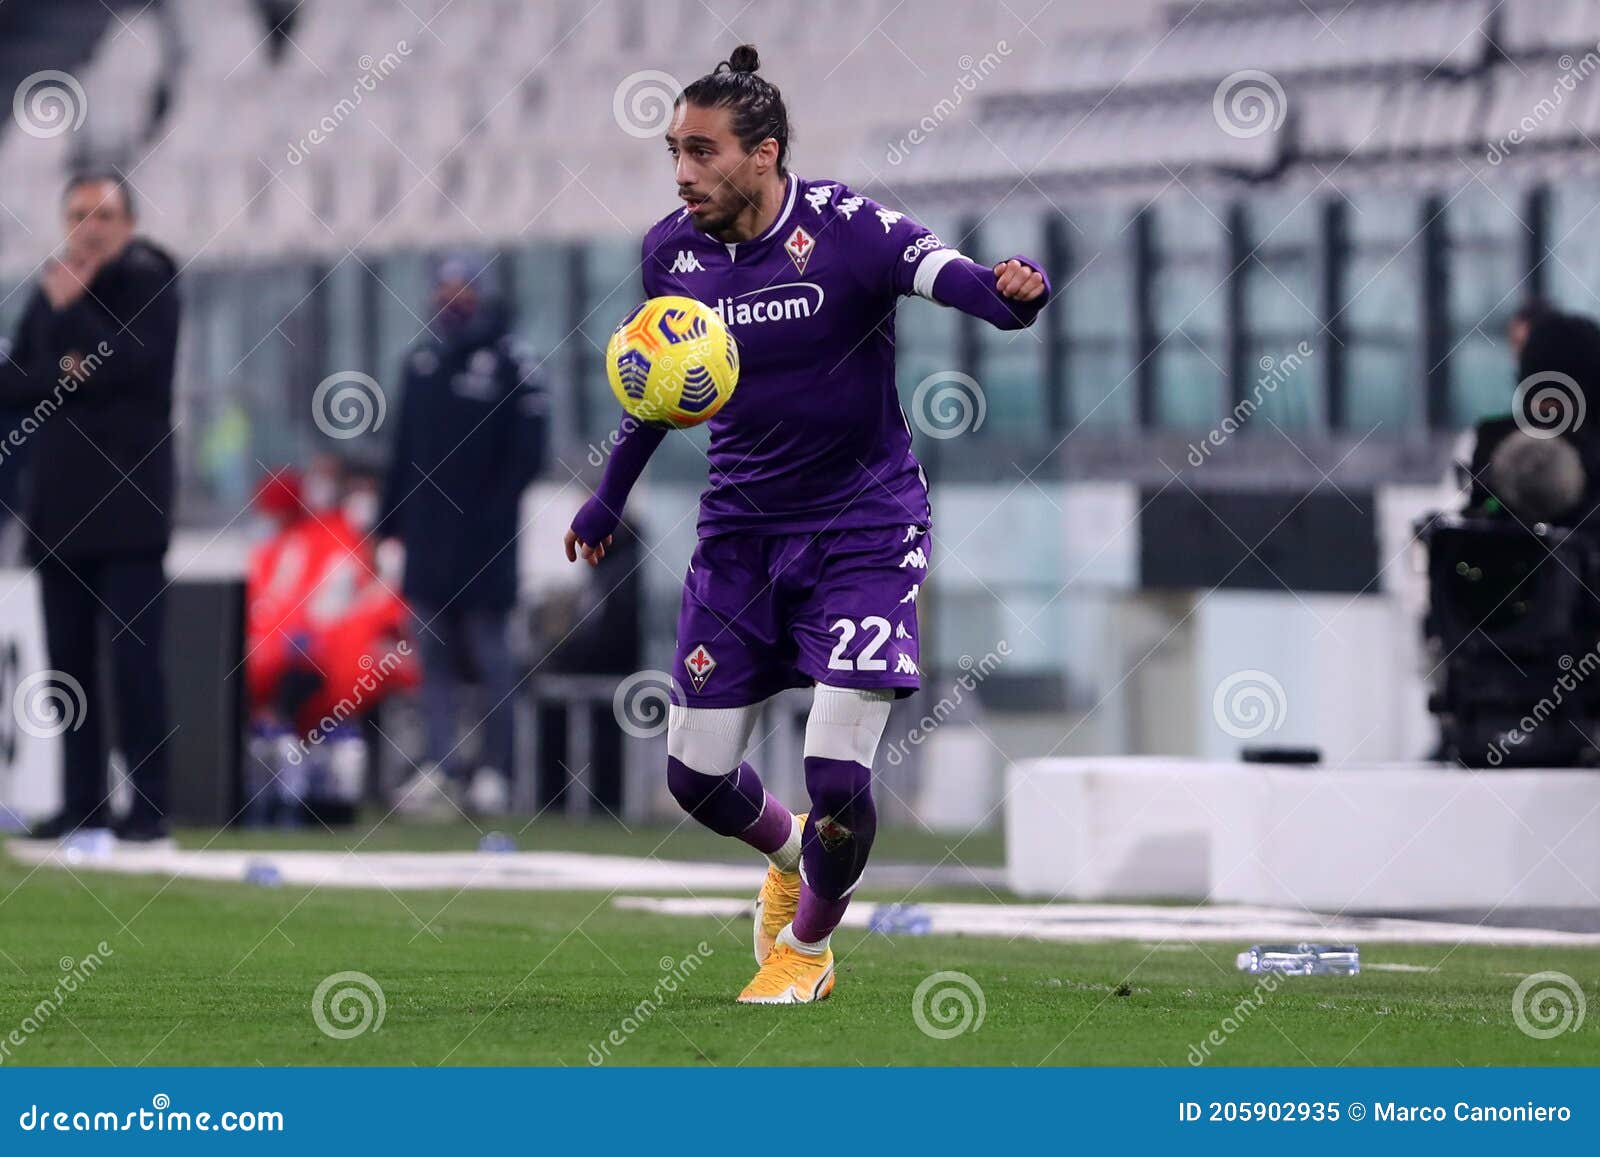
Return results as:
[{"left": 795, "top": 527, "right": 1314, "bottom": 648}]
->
[{"left": 605, "top": 295, "right": 739, "bottom": 428}]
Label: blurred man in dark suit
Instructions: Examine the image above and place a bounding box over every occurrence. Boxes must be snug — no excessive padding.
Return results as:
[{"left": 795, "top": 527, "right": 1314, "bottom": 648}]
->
[
  {"left": 379, "top": 257, "right": 547, "bottom": 816},
  {"left": 0, "top": 172, "right": 180, "bottom": 842}
]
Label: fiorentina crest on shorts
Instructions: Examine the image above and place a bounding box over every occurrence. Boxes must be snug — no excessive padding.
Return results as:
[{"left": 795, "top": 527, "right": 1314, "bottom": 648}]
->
[
  {"left": 784, "top": 226, "right": 815, "bottom": 274},
  {"left": 684, "top": 643, "right": 717, "bottom": 692}
]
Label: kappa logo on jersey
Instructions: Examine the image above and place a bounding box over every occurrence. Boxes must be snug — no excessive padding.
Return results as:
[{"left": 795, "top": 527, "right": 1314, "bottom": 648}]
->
[
  {"left": 684, "top": 643, "right": 717, "bottom": 692},
  {"left": 875, "top": 208, "right": 904, "bottom": 233},
  {"left": 903, "top": 524, "right": 923, "bottom": 543},
  {"left": 784, "top": 226, "right": 816, "bottom": 274},
  {"left": 669, "top": 250, "right": 704, "bottom": 274},
  {"left": 805, "top": 184, "right": 835, "bottom": 213},
  {"left": 900, "top": 547, "right": 928, "bottom": 569},
  {"left": 895, "top": 653, "right": 919, "bottom": 675},
  {"left": 837, "top": 195, "right": 865, "bottom": 221}
]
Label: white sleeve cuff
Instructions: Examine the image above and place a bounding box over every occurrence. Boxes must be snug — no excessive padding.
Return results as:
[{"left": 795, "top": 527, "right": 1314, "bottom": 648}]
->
[{"left": 912, "top": 247, "right": 966, "bottom": 301}]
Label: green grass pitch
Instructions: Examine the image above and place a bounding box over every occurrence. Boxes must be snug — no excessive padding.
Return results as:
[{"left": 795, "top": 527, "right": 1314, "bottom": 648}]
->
[{"left": 0, "top": 820, "right": 1596, "bottom": 1067}]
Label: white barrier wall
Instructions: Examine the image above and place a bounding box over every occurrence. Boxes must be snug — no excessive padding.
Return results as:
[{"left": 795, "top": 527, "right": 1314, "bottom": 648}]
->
[
  {"left": 0, "top": 570, "right": 60, "bottom": 822},
  {"left": 1007, "top": 757, "right": 1600, "bottom": 911}
]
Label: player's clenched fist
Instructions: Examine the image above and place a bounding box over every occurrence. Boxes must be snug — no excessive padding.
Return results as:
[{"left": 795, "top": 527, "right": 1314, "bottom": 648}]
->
[
  {"left": 993, "top": 258, "right": 1046, "bottom": 302},
  {"left": 563, "top": 528, "right": 613, "bottom": 567}
]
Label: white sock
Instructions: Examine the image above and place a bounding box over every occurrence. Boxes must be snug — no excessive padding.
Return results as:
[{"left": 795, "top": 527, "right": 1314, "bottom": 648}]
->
[
  {"left": 766, "top": 812, "right": 802, "bottom": 874},
  {"left": 778, "top": 923, "right": 829, "bottom": 957}
]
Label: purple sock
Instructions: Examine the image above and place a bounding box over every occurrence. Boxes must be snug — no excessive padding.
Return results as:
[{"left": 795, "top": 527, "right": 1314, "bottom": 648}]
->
[
  {"left": 666, "top": 757, "right": 792, "bottom": 854},
  {"left": 745, "top": 792, "right": 795, "bottom": 856},
  {"left": 792, "top": 756, "right": 877, "bottom": 943},
  {"left": 794, "top": 886, "right": 853, "bottom": 945}
]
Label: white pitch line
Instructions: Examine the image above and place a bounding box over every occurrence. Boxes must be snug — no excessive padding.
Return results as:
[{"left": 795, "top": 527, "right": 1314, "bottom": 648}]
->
[{"left": 615, "top": 896, "right": 1600, "bottom": 948}]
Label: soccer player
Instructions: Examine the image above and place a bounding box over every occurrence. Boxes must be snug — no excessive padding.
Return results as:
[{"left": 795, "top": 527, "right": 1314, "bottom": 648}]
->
[{"left": 565, "top": 44, "right": 1049, "bottom": 1003}]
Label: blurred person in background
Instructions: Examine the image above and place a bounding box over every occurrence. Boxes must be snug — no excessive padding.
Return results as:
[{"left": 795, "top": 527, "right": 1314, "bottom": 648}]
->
[
  {"left": 244, "top": 460, "right": 418, "bottom": 825},
  {"left": 1506, "top": 299, "right": 1553, "bottom": 361},
  {"left": 378, "top": 256, "right": 548, "bottom": 817},
  {"left": 0, "top": 172, "right": 179, "bottom": 843},
  {"left": 1458, "top": 306, "right": 1600, "bottom": 523}
]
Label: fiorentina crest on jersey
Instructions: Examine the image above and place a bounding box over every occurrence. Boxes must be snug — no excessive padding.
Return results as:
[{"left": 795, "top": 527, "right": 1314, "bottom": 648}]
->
[
  {"left": 684, "top": 643, "right": 717, "bottom": 692},
  {"left": 784, "top": 226, "right": 815, "bottom": 274}
]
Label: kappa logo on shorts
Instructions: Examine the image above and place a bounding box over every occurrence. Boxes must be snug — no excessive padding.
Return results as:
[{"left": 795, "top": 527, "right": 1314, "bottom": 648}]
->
[
  {"left": 895, "top": 653, "right": 919, "bottom": 675},
  {"left": 684, "top": 643, "right": 717, "bottom": 692},
  {"left": 895, "top": 622, "right": 911, "bottom": 639}
]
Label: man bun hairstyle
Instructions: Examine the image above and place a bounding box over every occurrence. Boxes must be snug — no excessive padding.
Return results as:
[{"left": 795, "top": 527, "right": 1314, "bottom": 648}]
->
[{"left": 679, "top": 43, "right": 791, "bottom": 174}]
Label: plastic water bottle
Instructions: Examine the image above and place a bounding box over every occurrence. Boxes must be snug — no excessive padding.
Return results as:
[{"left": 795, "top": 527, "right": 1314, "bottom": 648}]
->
[
  {"left": 243, "top": 859, "right": 283, "bottom": 887},
  {"left": 478, "top": 831, "right": 516, "bottom": 853},
  {"left": 325, "top": 727, "right": 366, "bottom": 803},
  {"left": 1236, "top": 943, "right": 1360, "bottom": 976},
  {"left": 867, "top": 903, "right": 932, "bottom": 936}
]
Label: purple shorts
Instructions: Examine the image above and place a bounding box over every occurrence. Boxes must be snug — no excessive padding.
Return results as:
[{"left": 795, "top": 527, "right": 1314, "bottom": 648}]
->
[{"left": 672, "top": 523, "right": 929, "bottom": 708}]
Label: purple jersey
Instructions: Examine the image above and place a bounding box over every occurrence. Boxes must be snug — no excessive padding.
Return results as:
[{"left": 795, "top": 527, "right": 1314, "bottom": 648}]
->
[{"left": 641, "top": 175, "right": 962, "bottom": 538}]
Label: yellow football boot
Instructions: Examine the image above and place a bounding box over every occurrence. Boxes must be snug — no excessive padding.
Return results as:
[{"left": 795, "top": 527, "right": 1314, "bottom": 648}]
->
[
  {"left": 736, "top": 934, "right": 836, "bottom": 1005},
  {"left": 752, "top": 812, "right": 805, "bottom": 964}
]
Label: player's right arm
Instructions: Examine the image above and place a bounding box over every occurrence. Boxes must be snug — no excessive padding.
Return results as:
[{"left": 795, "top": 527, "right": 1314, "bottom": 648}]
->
[
  {"left": 564, "top": 413, "right": 668, "bottom": 566},
  {"left": 566, "top": 220, "right": 686, "bottom": 567},
  {"left": 569, "top": 219, "right": 694, "bottom": 566}
]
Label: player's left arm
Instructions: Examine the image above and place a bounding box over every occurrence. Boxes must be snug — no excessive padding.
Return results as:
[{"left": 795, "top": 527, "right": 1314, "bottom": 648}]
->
[
  {"left": 925, "top": 252, "right": 1050, "bottom": 331},
  {"left": 869, "top": 197, "right": 1051, "bottom": 331}
]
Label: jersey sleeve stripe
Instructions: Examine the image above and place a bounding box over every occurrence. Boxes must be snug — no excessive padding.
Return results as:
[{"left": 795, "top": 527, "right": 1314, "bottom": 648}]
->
[{"left": 913, "top": 247, "right": 966, "bottom": 302}]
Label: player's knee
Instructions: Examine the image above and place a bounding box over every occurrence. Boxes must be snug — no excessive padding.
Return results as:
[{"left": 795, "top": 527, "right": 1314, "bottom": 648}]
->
[
  {"left": 803, "top": 684, "right": 893, "bottom": 767},
  {"left": 665, "top": 755, "right": 719, "bottom": 814},
  {"left": 804, "top": 755, "right": 877, "bottom": 831}
]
